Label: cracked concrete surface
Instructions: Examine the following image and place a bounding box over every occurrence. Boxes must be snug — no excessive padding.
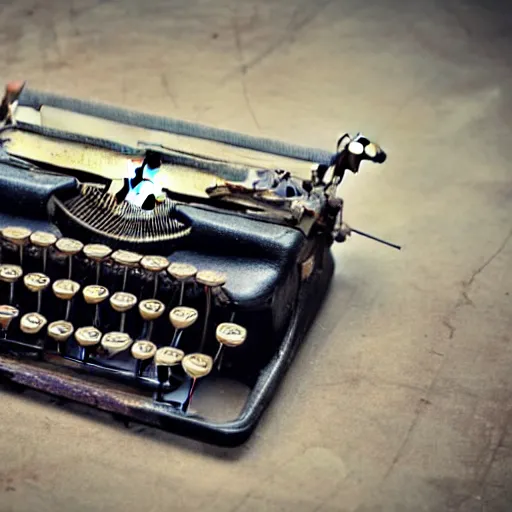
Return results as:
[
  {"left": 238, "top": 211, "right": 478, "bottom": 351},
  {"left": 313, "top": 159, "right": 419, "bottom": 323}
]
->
[{"left": 1, "top": 0, "right": 512, "bottom": 511}]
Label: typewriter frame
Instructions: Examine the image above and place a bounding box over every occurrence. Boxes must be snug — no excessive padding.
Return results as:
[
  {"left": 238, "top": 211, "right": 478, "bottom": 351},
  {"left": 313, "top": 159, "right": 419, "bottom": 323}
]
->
[{"left": 0, "top": 82, "right": 384, "bottom": 446}]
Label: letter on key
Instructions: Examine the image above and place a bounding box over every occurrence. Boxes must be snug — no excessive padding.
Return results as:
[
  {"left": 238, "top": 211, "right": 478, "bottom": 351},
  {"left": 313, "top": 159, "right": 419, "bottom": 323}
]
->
[
  {"left": 182, "top": 353, "right": 213, "bottom": 407},
  {"left": 101, "top": 332, "right": 133, "bottom": 357},
  {"left": 20, "top": 312, "right": 47, "bottom": 335},
  {"left": 47, "top": 320, "right": 74, "bottom": 354},
  {"left": 24, "top": 273, "right": 50, "bottom": 313},
  {"left": 182, "top": 353, "right": 213, "bottom": 379},
  {"left": 139, "top": 299, "right": 165, "bottom": 322},
  {"left": 132, "top": 340, "right": 157, "bottom": 361},
  {"left": 110, "top": 291, "right": 137, "bottom": 332},
  {"left": 83, "top": 285, "right": 110, "bottom": 305},
  {"left": 47, "top": 320, "right": 74, "bottom": 344},
  {"left": 155, "top": 346, "right": 185, "bottom": 385},
  {"left": 0, "top": 264, "right": 23, "bottom": 304},
  {"left": 132, "top": 340, "right": 157, "bottom": 377}
]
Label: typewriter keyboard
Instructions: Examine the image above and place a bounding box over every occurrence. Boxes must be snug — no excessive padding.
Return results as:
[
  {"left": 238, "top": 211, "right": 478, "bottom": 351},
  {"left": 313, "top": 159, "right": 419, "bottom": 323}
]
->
[{"left": 0, "top": 226, "right": 249, "bottom": 411}]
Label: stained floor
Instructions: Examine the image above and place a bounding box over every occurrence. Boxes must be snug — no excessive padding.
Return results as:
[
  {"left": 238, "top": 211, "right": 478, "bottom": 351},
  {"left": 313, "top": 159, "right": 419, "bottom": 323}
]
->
[{"left": 1, "top": 0, "right": 512, "bottom": 511}]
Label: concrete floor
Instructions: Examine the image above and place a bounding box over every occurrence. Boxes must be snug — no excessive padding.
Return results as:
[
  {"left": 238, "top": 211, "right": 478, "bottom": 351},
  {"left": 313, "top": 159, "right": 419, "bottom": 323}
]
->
[{"left": 1, "top": 0, "right": 512, "bottom": 510}]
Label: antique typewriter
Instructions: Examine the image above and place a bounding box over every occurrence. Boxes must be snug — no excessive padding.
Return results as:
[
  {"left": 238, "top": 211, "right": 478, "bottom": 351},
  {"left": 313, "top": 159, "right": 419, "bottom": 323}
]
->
[{"left": 0, "top": 81, "right": 393, "bottom": 445}]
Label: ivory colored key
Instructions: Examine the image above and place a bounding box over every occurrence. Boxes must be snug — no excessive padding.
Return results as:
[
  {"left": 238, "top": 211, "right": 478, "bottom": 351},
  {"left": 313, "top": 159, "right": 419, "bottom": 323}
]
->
[
  {"left": 83, "top": 285, "right": 110, "bottom": 305},
  {"left": 47, "top": 320, "right": 74, "bottom": 355},
  {"left": 0, "top": 264, "right": 23, "bottom": 304},
  {"left": 83, "top": 243, "right": 112, "bottom": 283},
  {"left": 169, "top": 306, "right": 198, "bottom": 347},
  {"left": 101, "top": 332, "right": 133, "bottom": 357},
  {"left": 2, "top": 226, "right": 31, "bottom": 266},
  {"left": 52, "top": 279, "right": 80, "bottom": 320},
  {"left": 83, "top": 284, "right": 110, "bottom": 327},
  {"left": 181, "top": 353, "right": 213, "bottom": 407},
  {"left": 20, "top": 312, "right": 47, "bottom": 335},
  {"left": 131, "top": 340, "right": 157, "bottom": 377},
  {"left": 23, "top": 273, "right": 50, "bottom": 313},
  {"left": 110, "top": 291, "right": 137, "bottom": 332},
  {"left": 167, "top": 262, "right": 197, "bottom": 305},
  {"left": 30, "top": 231, "right": 57, "bottom": 272},
  {"left": 55, "top": 238, "right": 84, "bottom": 279},
  {"left": 155, "top": 346, "right": 185, "bottom": 385},
  {"left": 75, "top": 326, "right": 102, "bottom": 361},
  {"left": 111, "top": 250, "right": 142, "bottom": 291},
  {"left": 213, "top": 322, "right": 247, "bottom": 364},
  {"left": 196, "top": 270, "right": 227, "bottom": 352},
  {"left": 139, "top": 299, "right": 165, "bottom": 340},
  {"left": 0, "top": 305, "right": 19, "bottom": 333},
  {"left": 140, "top": 255, "right": 169, "bottom": 297}
]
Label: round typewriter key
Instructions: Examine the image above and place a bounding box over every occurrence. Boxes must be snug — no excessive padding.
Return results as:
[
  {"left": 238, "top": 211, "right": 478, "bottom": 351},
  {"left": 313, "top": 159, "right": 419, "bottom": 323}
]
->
[
  {"left": 155, "top": 346, "right": 185, "bottom": 366},
  {"left": 111, "top": 250, "right": 142, "bottom": 290},
  {"left": 167, "top": 262, "right": 197, "bottom": 281},
  {"left": 56, "top": 238, "right": 84, "bottom": 278},
  {"left": 167, "top": 262, "right": 197, "bottom": 305},
  {"left": 83, "top": 244, "right": 112, "bottom": 283},
  {"left": 24, "top": 272, "right": 50, "bottom": 313},
  {"left": 53, "top": 279, "right": 80, "bottom": 320},
  {"left": 111, "top": 250, "right": 142, "bottom": 267},
  {"left": 110, "top": 291, "right": 137, "bottom": 332},
  {"left": 0, "top": 264, "right": 23, "bottom": 283},
  {"left": 213, "top": 322, "right": 247, "bottom": 369},
  {"left": 182, "top": 353, "right": 213, "bottom": 379},
  {"left": 196, "top": 270, "right": 227, "bottom": 288},
  {"left": 30, "top": 231, "right": 57, "bottom": 248},
  {"left": 169, "top": 306, "right": 198, "bottom": 330},
  {"left": 23, "top": 272, "right": 50, "bottom": 293},
  {"left": 139, "top": 299, "right": 165, "bottom": 321},
  {"left": 169, "top": 306, "right": 198, "bottom": 348},
  {"left": 0, "top": 305, "right": 19, "bottom": 331},
  {"left": 47, "top": 320, "right": 74, "bottom": 354},
  {"left": 216, "top": 322, "right": 247, "bottom": 347},
  {"left": 155, "top": 346, "right": 185, "bottom": 384},
  {"left": 0, "top": 264, "right": 23, "bottom": 304},
  {"left": 75, "top": 326, "right": 102, "bottom": 361},
  {"left": 75, "top": 326, "right": 102, "bottom": 347},
  {"left": 52, "top": 279, "right": 80, "bottom": 301},
  {"left": 83, "top": 285, "right": 109, "bottom": 305},
  {"left": 196, "top": 270, "right": 227, "bottom": 352},
  {"left": 101, "top": 331, "right": 133, "bottom": 357},
  {"left": 55, "top": 237, "right": 83, "bottom": 255},
  {"left": 141, "top": 255, "right": 169, "bottom": 297},
  {"left": 139, "top": 299, "right": 165, "bottom": 339},
  {"left": 132, "top": 340, "right": 157, "bottom": 360},
  {"left": 131, "top": 340, "right": 157, "bottom": 376},
  {"left": 141, "top": 255, "right": 169, "bottom": 273},
  {"left": 83, "top": 244, "right": 112, "bottom": 261},
  {"left": 83, "top": 284, "right": 110, "bottom": 327},
  {"left": 20, "top": 312, "right": 47, "bottom": 335},
  {"left": 2, "top": 226, "right": 31, "bottom": 266},
  {"left": 110, "top": 292, "right": 137, "bottom": 313},
  {"left": 30, "top": 231, "right": 57, "bottom": 272},
  {"left": 182, "top": 353, "right": 213, "bottom": 408}
]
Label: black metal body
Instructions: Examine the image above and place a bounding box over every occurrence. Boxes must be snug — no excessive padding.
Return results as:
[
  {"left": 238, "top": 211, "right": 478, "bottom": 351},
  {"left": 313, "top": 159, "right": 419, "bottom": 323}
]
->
[{"left": 0, "top": 85, "right": 347, "bottom": 445}]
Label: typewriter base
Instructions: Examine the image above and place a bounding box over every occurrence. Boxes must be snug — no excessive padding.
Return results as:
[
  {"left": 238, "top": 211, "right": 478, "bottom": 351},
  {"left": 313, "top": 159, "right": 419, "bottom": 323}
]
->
[{"left": 0, "top": 246, "right": 334, "bottom": 447}]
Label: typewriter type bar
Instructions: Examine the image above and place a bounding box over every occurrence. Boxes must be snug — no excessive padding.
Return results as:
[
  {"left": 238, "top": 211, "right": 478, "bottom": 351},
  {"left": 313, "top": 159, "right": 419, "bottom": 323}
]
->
[{"left": 0, "top": 82, "right": 389, "bottom": 445}]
